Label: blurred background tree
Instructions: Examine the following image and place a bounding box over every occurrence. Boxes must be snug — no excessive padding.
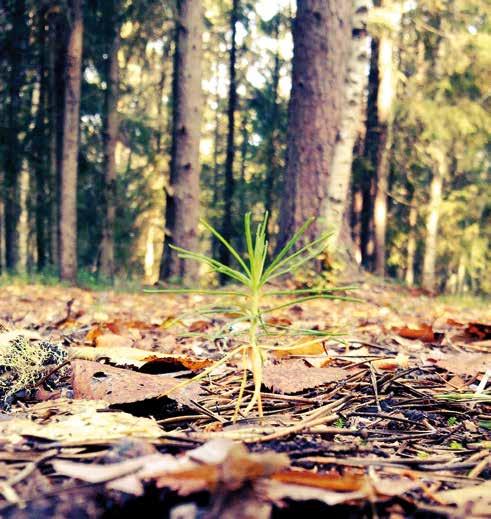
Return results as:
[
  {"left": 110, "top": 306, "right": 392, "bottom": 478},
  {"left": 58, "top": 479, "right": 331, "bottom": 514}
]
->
[{"left": 0, "top": 0, "right": 489, "bottom": 294}]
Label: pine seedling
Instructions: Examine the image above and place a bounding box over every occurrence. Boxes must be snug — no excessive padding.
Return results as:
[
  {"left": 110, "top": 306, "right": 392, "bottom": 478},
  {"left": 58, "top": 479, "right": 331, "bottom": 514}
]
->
[{"left": 148, "top": 212, "right": 356, "bottom": 419}]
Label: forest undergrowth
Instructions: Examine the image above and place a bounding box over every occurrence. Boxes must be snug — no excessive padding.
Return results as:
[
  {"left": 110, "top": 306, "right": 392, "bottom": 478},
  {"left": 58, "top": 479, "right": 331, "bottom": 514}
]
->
[{"left": 0, "top": 279, "right": 490, "bottom": 518}]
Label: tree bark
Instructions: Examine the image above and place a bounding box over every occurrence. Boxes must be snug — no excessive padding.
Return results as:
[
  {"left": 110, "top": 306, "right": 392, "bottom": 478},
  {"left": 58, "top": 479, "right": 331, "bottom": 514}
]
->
[
  {"left": 405, "top": 190, "right": 417, "bottom": 286},
  {"left": 373, "top": 26, "right": 397, "bottom": 277},
  {"left": 324, "top": 0, "right": 371, "bottom": 249},
  {"left": 99, "top": 0, "right": 120, "bottom": 280},
  {"left": 277, "top": 0, "right": 352, "bottom": 249},
  {"left": 219, "top": 0, "right": 238, "bottom": 270},
  {"left": 264, "top": 13, "right": 281, "bottom": 218},
  {"left": 59, "top": 0, "right": 83, "bottom": 283},
  {"left": 3, "top": 0, "right": 28, "bottom": 270},
  {"left": 47, "top": 11, "right": 62, "bottom": 268},
  {"left": 161, "top": 0, "right": 203, "bottom": 284},
  {"left": 422, "top": 151, "right": 446, "bottom": 291},
  {"left": 360, "top": 38, "right": 379, "bottom": 270}
]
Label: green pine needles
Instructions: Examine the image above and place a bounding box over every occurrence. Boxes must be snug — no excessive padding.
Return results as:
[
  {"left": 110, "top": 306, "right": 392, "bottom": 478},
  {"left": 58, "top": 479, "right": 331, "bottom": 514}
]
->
[{"left": 148, "top": 212, "right": 356, "bottom": 419}]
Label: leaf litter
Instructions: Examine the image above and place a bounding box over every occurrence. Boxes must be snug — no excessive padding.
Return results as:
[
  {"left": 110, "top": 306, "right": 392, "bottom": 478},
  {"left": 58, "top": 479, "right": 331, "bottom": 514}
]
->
[{"left": 0, "top": 283, "right": 490, "bottom": 518}]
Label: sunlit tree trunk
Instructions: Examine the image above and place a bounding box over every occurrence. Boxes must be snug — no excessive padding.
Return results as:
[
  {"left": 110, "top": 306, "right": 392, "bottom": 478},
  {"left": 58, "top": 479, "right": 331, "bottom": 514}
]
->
[
  {"left": 372, "top": 3, "right": 399, "bottom": 277},
  {"left": 161, "top": 0, "right": 203, "bottom": 284},
  {"left": 59, "top": 0, "right": 83, "bottom": 283},
  {"left": 278, "top": 0, "right": 352, "bottom": 249},
  {"left": 325, "top": 0, "right": 371, "bottom": 248},
  {"left": 100, "top": 0, "right": 120, "bottom": 280},
  {"left": 422, "top": 152, "right": 446, "bottom": 291},
  {"left": 219, "top": 0, "right": 238, "bottom": 271}
]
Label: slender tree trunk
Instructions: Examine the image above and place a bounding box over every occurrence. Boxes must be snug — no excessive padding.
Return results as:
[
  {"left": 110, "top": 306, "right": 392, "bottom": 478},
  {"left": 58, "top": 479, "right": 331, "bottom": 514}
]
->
[
  {"left": 220, "top": 0, "right": 238, "bottom": 270},
  {"left": 405, "top": 202, "right": 417, "bottom": 287},
  {"left": 161, "top": 0, "right": 203, "bottom": 284},
  {"left": 264, "top": 14, "right": 281, "bottom": 217},
  {"left": 277, "top": 0, "right": 352, "bottom": 249},
  {"left": 99, "top": 0, "right": 120, "bottom": 280},
  {"left": 422, "top": 152, "right": 446, "bottom": 291},
  {"left": 360, "top": 38, "right": 379, "bottom": 270},
  {"left": 59, "top": 0, "right": 83, "bottom": 283},
  {"left": 373, "top": 24, "right": 397, "bottom": 277},
  {"left": 4, "top": 0, "right": 27, "bottom": 270},
  {"left": 47, "top": 12, "right": 60, "bottom": 267},
  {"left": 34, "top": 12, "right": 48, "bottom": 271},
  {"left": 324, "top": 0, "right": 371, "bottom": 248}
]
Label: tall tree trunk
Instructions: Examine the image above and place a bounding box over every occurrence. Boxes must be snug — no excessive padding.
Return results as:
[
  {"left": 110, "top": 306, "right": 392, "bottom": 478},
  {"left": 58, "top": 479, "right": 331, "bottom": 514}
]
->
[
  {"left": 47, "top": 12, "right": 60, "bottom": 267},
  {"left": 372, "top": 20, "right": 397, "bottom": 277},
  {"left": 422, "top": 152, "right": 446, "bottom": 291},
  {"left": 220, "top": 0, "right": 238, "bottom": 270},
  {"left": 277, "top": 0, "right": 352, "bottom": 249},
  {"left": 59, "top": 0, "right": 83, "bottom": 283},
  {"left": 324, "top": 0, "right": 371, "bottom": 248},
  {"left": 161, "top": 0, "right": 203, "bottom": 284},
  {"left": 264, "top": 13, "right": 281, "bottom": 218},
  {"left": 99, "top": 0, "right": 120, "bottom": 280},
  {"left": 405, "top": 190, "right": 417, "bottom": 286},
  {"left": 34, "top": 11, "right": 48, "bottom": 271},
  {"left": 360, "top": 38, "right": 379, "bottom": 270},
  {"left": 4, "top": 0, "right": 28, "bottom": 270}
]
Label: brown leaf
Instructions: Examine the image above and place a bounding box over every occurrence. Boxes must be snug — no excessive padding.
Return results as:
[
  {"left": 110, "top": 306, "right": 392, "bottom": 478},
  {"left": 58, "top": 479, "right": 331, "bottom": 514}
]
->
[
  {"left": 272, "top": 469, "right": 364, "bottom": 491},
  {"left": 266, "top": 316, "right": 293, "bottom": 327},
  {"left": 145, "top": 439, "right": 289, "bottom": 493},
  {"left": 71, "top": 360, "right": 201, "bottom": 406},
  {"left": 70, "top": 346, "right": 212, "bottom": 372},
  {"left": 436, "top": 353, "right": 490, "bottom": 377},
  {"left": 393, "top": 324, "right": 443, "bottom": 343},
  {"left": 262, "top": 360, "right": 348, "bottom": 394},
  {"left": 465, "top": 322, "right": 491, "bottom": 341},
  {"left": 188, "top": 320, "right": 213, "bottom": 333},
  {"left": 95, "top": 333, "right": 134, "bottom": 349}
]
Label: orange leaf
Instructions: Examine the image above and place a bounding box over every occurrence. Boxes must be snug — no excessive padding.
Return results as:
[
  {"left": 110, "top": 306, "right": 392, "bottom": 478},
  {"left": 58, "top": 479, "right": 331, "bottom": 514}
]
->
[
  {"left": 188, "top": 320, "right": 213, "bottom": 333},
  {"left": 272, "top": 470, "right": 364, "bottom": 491}
]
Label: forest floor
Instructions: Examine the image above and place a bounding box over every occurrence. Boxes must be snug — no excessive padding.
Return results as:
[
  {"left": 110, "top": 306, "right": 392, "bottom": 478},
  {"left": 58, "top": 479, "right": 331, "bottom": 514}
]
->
[{"left": 0, "top": 280, "right": 490, "bottom": 518}]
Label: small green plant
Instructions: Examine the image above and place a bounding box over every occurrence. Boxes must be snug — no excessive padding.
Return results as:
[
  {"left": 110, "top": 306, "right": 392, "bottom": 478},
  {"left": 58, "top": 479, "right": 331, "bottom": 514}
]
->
[
  {"left": 335, "top": 417, "right": 346, "bottom": 428},
  {"left": 450, "top": 440, "right": 463, "bottom": 450},
  {"left": 447, "top": 416, "right": 458, "bottom": 426},
  {"left": 148, "top": 212, "right": 355, "bottom": 419}
]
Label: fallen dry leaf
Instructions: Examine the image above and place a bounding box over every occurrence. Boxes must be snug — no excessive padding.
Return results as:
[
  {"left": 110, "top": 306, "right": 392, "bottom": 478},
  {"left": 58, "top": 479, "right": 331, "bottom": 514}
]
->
[
  {"left": 372, "top": 353, "right": 410, "bottom": 371},
  {"left": 436, "top": 353, "right": 490, "bottom": 377},
  {"left": 436, "top": 480, "right": 491, "bottom": 516},
  {"left": 393, "top": 324, "right": 442, "bottom": 343},
  {"left": 71, "top": 359, "right": 201, "bottom": 406},
  {"left": 95, "top": 333, "right": 134, "bottom": 349},
  {"left": 70, "top": 346, "right": 213, "bottom": 372},
  {"left": 188, "top": 320, "right": 213, "bottom": 333},
  {"left": 1, "top": 399, "right": 162, "bottom": 443},
  {"left": 272, "top": 469, "right": 364, "bottom": 491},
  {"left": 262, "top": 359, "right": 348, "bottom": 393}
]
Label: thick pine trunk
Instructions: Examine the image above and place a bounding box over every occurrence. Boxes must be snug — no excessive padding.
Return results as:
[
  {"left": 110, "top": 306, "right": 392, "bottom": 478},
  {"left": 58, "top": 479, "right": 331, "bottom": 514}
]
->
[
  {"left": 99, "top": 1, "right": 120, "bottom": 280},
  {"left": 59, "top": 0, "right": 83, "bottom": 283},
  {"left": 277, "top": 0, "right": 352, "bottom": 249},
  {"left": 219, "top": 0, "right": 238, "bottom": 270},
  {"left": 422, "top": 153, "right": 446, "bottom": 291},
  {"left": 161, "top": 0, "right": 203, "bottom": 284},
  {"left": 324, "top": 0, "right": 371, "bottom": 248}
]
